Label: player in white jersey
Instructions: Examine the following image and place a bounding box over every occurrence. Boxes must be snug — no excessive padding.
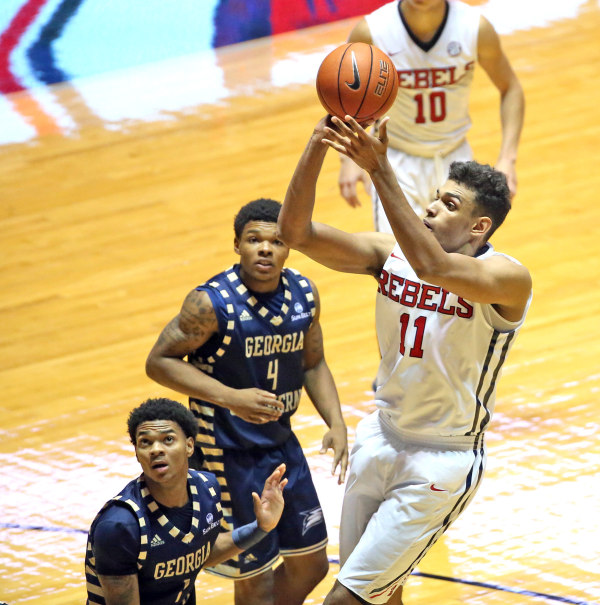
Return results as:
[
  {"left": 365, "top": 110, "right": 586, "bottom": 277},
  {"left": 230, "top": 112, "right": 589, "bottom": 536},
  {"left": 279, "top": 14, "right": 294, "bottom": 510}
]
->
[
  {"left": 338, "top": 0, "right": 525, "bottom": 231},
  {"left": 278, "top": 115, "right": 532, "bottom": 604}
]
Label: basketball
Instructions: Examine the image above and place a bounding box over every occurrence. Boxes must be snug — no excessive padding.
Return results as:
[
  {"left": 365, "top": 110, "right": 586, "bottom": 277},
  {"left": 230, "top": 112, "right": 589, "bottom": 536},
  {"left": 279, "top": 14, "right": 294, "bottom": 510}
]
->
[{"left": 316, "top": 42, "right": 399, "bottom": 122}]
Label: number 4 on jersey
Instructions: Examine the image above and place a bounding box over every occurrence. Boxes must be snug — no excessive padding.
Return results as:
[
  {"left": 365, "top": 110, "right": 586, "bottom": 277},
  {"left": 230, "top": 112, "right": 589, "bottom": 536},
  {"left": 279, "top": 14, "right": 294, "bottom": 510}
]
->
[{"left": 267, "top": 359, "right": 279, "bottom": 390}]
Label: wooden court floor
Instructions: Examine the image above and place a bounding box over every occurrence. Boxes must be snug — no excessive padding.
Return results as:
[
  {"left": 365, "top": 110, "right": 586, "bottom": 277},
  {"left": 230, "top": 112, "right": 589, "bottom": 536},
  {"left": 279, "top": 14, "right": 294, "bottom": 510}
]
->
[{"left": 1, "top": 3, "right": 599, "bottom": 604}]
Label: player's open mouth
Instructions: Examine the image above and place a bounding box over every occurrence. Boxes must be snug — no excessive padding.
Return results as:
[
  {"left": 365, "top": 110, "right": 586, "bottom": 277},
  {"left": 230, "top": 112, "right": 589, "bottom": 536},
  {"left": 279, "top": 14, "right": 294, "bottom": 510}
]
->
[{"left": 423, "top": 220, "right": 433, "bottom": 231}]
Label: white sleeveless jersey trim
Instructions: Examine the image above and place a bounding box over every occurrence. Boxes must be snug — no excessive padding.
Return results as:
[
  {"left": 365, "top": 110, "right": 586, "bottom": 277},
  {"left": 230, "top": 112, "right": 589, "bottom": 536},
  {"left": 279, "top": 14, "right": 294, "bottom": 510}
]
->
[
  {"left": 374, "top": 243, "right": 529, "bottom": 444},
  {"left": 366, "top": 0, "right": 480, "bottom": 155}
]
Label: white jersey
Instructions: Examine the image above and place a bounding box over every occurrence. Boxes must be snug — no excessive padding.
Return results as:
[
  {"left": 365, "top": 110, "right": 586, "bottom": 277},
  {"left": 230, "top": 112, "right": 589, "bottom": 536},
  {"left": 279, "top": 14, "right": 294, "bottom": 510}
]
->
[
  {"left": 366, "top": 0, "right": 480, "bottom": 156},
  {"left": 374, "top": 243, "right": 530, "bottom": 447}
]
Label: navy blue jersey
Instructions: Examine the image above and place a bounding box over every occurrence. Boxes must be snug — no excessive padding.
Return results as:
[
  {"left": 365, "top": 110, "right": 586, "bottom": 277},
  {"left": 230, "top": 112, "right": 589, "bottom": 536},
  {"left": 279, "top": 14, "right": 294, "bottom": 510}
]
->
[
  {"left": 188, "top": 265, "right": 316, "bottom": 450},
  {"left": 85, "top": 470, "right": 222, "bottom": 605}
]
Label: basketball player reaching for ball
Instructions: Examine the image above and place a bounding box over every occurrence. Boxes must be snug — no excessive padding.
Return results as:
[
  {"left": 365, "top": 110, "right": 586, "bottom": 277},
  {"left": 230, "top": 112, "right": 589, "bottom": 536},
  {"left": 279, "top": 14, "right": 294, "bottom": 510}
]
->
[
  {"left": 146, "top": 199, "right": 348, "bottom": 605},
  {"left": 277, "top": 115, "right": 532, "bottom": 604},
  {"left": 85, "top": 397, "right": 287, "bottom": 605},
  {"left": 339, "top": 0, "right": 525, "bottom": 232}
]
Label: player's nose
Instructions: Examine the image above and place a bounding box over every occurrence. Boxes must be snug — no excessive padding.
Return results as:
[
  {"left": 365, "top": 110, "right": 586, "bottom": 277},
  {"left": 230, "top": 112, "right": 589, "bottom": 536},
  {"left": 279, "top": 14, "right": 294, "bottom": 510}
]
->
[
  {"left": 258, "top": 241, "right": 273, "bottom": 254},
  {"left": 426, "top": 200, "right": 439, "bottom": 216}
]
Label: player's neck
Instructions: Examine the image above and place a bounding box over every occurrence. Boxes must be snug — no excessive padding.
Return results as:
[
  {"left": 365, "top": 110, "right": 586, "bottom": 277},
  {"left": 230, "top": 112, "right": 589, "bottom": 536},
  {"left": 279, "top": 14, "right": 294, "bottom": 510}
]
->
[
  {"left": 239, "top": 269, "right": 282, "bottom": 295},
  {"left": 400, "top": 1, "right": 447, "bottom": 42},
  {"left": 146, "top": 478, "right": 190, "bottom": 508}
]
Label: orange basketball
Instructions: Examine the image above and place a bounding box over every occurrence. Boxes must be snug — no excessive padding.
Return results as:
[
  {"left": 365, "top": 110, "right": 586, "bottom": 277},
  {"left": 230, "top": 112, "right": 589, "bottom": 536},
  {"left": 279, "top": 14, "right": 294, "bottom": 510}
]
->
[{"left": 316, "top": 42, "right": 399, "bottom": 122}]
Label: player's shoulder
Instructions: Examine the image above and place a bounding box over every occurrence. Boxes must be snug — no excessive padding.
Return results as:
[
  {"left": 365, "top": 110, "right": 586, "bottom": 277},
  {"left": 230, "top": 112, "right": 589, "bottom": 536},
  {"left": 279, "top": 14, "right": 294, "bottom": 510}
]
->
[
  {"left": 284, "top": 267, "right": 320, "bottom": 308},
  {"left": 482, "top": 247, "right": 532, "bottom": 284},
  {"left": 96, "top": 499, "right": 140, "bottom": 527},
  {"left": 189, "top": 469, "right": 221, "bottom": 495}
]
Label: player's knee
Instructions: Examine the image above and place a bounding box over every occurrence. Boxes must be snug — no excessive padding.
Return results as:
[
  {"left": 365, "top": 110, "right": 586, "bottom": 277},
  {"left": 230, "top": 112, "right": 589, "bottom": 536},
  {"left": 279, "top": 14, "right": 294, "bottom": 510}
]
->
[
  {"left": 302, "top": 549, "right": 329, "bottom": 587},
  {"left": 234, "top": 572, "right": 274, "bottom": 605}
]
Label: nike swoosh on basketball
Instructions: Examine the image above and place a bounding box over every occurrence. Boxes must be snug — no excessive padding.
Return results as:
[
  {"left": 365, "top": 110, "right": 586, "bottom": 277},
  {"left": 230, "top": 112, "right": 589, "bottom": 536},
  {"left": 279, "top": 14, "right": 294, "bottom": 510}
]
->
[
  {"left": 430, "top": 484, "right": 446, "bottom": 492},
  {"left": 345, "top": 51, "right": 361, "bottom": 90}
]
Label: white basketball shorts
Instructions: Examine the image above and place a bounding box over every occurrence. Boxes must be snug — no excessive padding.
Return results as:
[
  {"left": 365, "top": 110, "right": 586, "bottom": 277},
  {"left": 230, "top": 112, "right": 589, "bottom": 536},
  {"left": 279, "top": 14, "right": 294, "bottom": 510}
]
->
[{"left": 337, "top": 410, "right": 486, "bottom": 603}]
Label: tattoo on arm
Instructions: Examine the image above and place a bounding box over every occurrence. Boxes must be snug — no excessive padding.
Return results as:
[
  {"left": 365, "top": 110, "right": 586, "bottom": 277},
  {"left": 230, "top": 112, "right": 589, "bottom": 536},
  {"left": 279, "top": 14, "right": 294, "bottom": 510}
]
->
[
  {"left": 155, "top": 290, "right": 218, "bottom": 357},
  {"left": 98, "top": 574, "right": 139, "bottom": 605}
]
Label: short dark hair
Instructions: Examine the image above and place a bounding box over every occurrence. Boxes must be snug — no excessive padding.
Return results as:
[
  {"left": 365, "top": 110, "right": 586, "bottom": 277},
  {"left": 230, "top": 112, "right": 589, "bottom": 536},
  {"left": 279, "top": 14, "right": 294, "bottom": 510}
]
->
[
  {"left": 448, "top": 161, "right": 511, "bottom": 239},
  {"left": 127, "top": 398, "right": 198, "bottom": 444},
  {"left": 234, "top": 198, "right": 281, "bottom": 238}
]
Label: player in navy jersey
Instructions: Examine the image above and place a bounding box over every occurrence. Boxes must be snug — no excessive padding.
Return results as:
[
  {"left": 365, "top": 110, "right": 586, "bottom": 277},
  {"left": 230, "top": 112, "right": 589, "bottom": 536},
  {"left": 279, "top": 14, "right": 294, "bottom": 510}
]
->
[
  {"left": 278, "top": 116, "right": 532, "bottom": 604},
  {"left": 146, "top": 199, "right": 348, "bottom": 605},
  {"left": 85, "top": 397, "right": 287, "bottom": 605},
  {"left": 338, "top": 0, "right": 524, "bottom": 231}
]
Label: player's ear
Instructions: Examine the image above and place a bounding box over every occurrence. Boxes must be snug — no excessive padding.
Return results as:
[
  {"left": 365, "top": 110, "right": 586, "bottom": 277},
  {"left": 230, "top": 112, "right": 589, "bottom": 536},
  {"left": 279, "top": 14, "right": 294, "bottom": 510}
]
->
[
  {"left": 233, "top": 237, "right": 240, "bottom": 255},
  {"left": 472, "top": 216, "right": 492, "bottom": 237},
  {"left": 186, "top": 436, "right": 194, "bottom": 458}
]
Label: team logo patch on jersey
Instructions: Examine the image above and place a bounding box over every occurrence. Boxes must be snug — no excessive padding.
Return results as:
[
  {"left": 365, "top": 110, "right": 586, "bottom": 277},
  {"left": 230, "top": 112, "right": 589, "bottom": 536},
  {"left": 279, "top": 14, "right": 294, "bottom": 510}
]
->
[
  {"left": 239, "top": 309, "right": 253, "bottom": 322},
  {"left": 291, "top": 302, "right": 310, "bottom": 321},
  {"left": 300, "top": 507, "right": 324, "bottom": 536},
  {"left": 150, "top": 534, "right": 165, "bottom": 547},
  {"left": 447, "top": 41, "right": 462, "bottom": 57},
  {"left": 206, "top": 513, "right": 214, "bottom": 523}
]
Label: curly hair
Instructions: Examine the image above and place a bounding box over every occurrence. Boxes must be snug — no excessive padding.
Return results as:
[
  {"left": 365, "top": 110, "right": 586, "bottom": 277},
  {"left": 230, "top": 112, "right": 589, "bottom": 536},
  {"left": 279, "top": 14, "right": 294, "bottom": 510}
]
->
[
  {"left": 233, "top": 198, "right": 282, "bottom": 238},
  {"left": 448, "top": 161, "right": 511, "bottom": 239},
  {"left": 127, "top": 398, "right": 198, "bottom": 444}
]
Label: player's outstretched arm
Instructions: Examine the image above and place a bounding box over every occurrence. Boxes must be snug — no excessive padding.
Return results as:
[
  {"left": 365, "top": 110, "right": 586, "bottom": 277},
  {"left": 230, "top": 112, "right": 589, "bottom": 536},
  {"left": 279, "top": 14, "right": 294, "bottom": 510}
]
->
[
  {"left": 277, "top": 117, "right": 393, "bottom": 277},
  {"left": 325, "top": 117, "right": 532, "bottom": 318},
  {"left": 205, "top": 464, "right": 288, "bottom": 567},
  {"left": 252, "top": 462, "right": 288, "bottom": 532}
]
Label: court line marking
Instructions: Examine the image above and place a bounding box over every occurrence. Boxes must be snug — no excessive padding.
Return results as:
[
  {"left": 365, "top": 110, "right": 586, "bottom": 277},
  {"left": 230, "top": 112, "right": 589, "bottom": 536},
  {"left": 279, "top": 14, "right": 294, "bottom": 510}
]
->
[{"left": 1, "top": 524, "right": 596, "bottom": 605}]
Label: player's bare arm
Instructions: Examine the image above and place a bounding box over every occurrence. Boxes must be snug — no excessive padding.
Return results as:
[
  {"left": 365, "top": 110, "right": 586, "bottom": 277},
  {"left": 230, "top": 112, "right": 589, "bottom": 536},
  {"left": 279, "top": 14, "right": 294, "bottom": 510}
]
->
[
  {"left": 278, "top": 117, "right": 394, "bottom": 277},
  {"left": 477, "top": 15, "right": 524, "bottom": 197},
  {"left": 146, "top": 289, "right": 283, "bottom": 423},
  {"left": 324, "top": 116, "right": 532, "bottom": 321},
  {"left": 97, "top": 573, "right": 140, "bottom": 605},
  {"left": 347, "top": 18, "right": 373, "bottom": 44},
  {"left": 205, "top": 464, "right": 288, "bottom": 566},
  {"left": 301, "top": 281, "right": 348, "bottom": 483}
]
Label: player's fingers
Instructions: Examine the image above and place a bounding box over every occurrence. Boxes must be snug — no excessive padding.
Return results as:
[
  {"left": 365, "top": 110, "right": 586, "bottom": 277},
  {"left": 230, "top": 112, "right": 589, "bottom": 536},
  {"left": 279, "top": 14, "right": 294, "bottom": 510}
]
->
[
  {"left": 323, "top": 138, "right": 347, "bottom": 154},
  {"left": 344, "top": 115, "right": 364, "bottom": 136},
  {"left": 338, "top": 460, "right": 347, "bottom": 484},
  {"left": 378, "top": 117, "right": 390, "bottom": 144},
  {"left": 332, "top": 116, "right": 355, "bottom": 135}
]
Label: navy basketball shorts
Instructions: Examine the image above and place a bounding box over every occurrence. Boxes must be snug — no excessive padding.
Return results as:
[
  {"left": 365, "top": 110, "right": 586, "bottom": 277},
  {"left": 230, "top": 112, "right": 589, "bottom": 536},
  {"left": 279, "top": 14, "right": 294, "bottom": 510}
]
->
[{"left": 204, "top": 433, "right": 328, "bottom": 579}]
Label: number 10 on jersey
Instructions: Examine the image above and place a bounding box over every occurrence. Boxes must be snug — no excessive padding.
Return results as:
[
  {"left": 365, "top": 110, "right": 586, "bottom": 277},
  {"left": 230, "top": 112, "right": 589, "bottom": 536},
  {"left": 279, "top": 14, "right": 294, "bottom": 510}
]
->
[{"left": 414, "top": 91, "right": 447, "bottom": 123}]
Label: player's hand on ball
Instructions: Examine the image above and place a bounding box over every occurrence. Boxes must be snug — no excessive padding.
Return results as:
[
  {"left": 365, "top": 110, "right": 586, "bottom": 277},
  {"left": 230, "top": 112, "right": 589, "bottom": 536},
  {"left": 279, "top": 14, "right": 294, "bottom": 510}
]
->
[{"left": 323, "top": 116, "right": 389, "bottom": 173}]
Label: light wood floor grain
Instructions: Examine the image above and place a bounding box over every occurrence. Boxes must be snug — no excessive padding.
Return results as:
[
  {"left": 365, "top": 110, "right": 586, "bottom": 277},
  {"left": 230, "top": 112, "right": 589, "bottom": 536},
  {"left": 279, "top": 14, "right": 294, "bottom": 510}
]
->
[{"left": 1, "top": 3, "right": 599, "bottom": 604}]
